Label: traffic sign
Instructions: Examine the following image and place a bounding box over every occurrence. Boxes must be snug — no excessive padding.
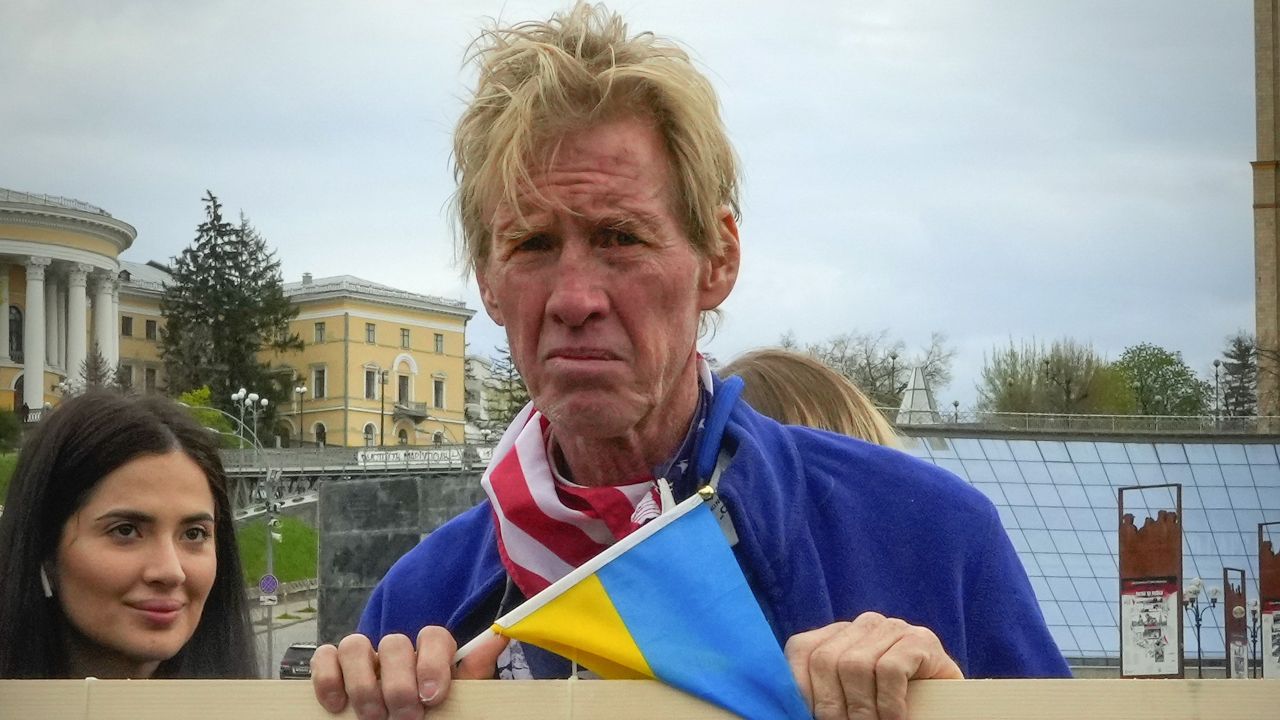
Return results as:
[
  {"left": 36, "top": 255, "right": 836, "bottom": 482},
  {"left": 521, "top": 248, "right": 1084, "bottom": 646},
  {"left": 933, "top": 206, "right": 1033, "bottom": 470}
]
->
[
  {"left": 259, "top": 594, "right": 278, "bottom": 606},
  {"left": 259, "top": 574, "right": 279, "bottom": 595}
]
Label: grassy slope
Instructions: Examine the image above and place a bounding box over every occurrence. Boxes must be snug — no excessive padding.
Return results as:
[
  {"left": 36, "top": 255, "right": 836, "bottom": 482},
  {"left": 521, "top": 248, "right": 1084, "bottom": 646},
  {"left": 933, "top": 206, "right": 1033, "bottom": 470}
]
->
[{"left": 236, "top": 515, "right": 318, "bottom": 585}]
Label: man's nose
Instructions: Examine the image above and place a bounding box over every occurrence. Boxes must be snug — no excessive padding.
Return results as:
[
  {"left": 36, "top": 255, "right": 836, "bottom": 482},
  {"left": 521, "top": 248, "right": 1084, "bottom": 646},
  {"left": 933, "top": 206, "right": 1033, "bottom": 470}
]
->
[{"left": 545, "top": 243, "right": 609, "bottom": 327}]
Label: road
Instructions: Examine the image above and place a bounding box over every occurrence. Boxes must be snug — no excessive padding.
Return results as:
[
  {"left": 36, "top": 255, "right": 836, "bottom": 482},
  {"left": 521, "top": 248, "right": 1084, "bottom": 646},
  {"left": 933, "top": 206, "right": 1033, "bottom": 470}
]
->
[{"left": 253, "top": 596, "right": 319, "bottom": 679}]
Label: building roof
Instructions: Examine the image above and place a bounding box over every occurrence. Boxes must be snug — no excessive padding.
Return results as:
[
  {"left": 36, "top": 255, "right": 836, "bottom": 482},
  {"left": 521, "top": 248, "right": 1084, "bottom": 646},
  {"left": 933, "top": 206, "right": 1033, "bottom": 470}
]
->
[
  {"left": 0, "top": 188, "right": 136, "bottom": 253},
  {"left": 0, "top": 188, "right": 111, "bottom": 217},
  {"left": 118, "top": 260, "right": 171, "bottom": 295},
  {"left": 284, "top": 274, "right": 475, "bottom": 320}
]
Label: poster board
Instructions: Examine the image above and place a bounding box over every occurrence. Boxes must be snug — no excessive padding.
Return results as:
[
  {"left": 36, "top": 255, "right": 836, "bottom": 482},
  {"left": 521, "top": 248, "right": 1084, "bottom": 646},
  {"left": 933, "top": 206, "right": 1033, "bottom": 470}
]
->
[
  {"left": 1117, "top": 484, "right": 1182, "bottom": 678},
  {"left": 0, "top": 679, "right": 1278, "bottom": 720}
]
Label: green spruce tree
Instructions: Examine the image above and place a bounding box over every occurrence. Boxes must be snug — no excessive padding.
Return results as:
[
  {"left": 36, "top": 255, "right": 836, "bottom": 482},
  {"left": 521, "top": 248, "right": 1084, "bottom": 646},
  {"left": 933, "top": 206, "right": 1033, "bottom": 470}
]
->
[
  {"left": 159, "top": 191, "right": 302, "bottom": 419},
  {"left": 1220, "top": 332, "right": 1257, "bottom": 417},
  {"left": 484, "top": 344, "right": 530, "bottom": 431}
]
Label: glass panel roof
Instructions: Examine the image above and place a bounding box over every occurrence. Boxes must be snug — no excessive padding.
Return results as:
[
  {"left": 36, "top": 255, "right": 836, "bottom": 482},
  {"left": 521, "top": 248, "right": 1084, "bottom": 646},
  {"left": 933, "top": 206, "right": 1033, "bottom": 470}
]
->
[{"left": 904, "top": 433, "right": 1280, "bottom": 662}]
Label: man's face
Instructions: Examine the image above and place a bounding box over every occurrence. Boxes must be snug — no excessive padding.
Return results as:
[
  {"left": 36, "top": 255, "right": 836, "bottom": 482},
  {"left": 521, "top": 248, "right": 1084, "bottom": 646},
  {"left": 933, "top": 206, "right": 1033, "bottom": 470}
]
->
[{"left": 477, "top": 117, "right": 739, "bottom": 443}]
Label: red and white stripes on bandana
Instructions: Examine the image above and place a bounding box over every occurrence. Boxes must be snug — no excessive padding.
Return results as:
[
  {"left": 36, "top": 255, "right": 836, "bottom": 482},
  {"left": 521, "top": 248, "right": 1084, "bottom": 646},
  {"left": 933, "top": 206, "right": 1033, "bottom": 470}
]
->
[
  {"left": 481, "top": 358, "right": 716, "bottom": 597},
  {"left": 481, "top": 407, "right": 661, "bottom": 596}
]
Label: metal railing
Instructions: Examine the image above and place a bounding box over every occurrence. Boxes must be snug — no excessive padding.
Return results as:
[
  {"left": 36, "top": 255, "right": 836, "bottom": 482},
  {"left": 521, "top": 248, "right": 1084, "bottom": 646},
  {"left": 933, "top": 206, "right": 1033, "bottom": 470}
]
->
[
  {"left": 881, "top": 408, "right": 1278, "bottom": 435},
  {"left": 220, "top": 442, "right": 494, "bottom": 474}
]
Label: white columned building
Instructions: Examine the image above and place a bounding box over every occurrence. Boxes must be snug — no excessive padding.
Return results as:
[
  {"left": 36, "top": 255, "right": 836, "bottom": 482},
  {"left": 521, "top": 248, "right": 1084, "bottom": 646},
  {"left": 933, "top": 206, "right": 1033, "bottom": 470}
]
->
[{"left": 1, "top": 190, "right": 136, "bottom": 413}]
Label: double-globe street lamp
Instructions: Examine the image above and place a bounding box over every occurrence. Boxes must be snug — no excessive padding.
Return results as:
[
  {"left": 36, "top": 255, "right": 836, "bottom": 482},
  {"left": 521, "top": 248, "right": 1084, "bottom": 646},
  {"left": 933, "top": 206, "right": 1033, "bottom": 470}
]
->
[
  {"left": 232, "top": 387, "right": 269, "bottom": 452},
  {"left": 1182, "top": 577, "right": 1220, "bottom": 678},
  {"left": 228, "top": 388, "right": 281, "bottom": 677},
  {"left": 294, "top": 383, "right": 308, "bottom": 447}
]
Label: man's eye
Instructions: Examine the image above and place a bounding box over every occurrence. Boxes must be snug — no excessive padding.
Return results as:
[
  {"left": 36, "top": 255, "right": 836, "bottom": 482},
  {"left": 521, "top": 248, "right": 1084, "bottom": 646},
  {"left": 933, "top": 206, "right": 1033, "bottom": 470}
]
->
[
  {"left": 600, "top": 228, "right": 642, "bottom": 247},
  {"left": 515, "top": 234, "right": 553, "bottom": 252}
]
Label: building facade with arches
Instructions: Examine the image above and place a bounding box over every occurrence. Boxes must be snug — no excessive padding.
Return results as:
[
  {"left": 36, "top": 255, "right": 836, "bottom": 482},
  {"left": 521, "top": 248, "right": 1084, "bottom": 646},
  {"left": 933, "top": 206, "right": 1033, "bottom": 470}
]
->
[{"left": 268, "top": 273, "right": 475, "bottom": 448}]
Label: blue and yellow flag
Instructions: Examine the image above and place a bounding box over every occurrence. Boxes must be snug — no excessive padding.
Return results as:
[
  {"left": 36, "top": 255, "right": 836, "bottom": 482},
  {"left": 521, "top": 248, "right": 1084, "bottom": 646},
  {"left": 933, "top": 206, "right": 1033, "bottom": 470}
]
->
[{"left": 474, "top": 490, "right": 811, "bottom": 719}]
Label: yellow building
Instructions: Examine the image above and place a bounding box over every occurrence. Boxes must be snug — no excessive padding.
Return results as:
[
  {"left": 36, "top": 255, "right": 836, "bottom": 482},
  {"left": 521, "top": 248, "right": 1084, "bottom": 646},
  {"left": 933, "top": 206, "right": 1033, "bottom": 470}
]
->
[
  {"left": 0, "top": 189, "right": 134, "bottom": 414},
  {"left": 270, "top": 273, "right": 475, "bottom": 447},
  {"left": 116, "top": 260, "right": 169, "bottom": 394},
  {"left": 117, "top": 268, "right": 475, "bottom": 447}
]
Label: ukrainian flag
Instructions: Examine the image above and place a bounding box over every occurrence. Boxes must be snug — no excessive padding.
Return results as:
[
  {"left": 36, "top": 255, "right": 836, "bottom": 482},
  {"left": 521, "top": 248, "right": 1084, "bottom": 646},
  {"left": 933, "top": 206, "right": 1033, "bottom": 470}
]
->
[{"left": 467, "top": 490, "right": 811, "bottom": 719}]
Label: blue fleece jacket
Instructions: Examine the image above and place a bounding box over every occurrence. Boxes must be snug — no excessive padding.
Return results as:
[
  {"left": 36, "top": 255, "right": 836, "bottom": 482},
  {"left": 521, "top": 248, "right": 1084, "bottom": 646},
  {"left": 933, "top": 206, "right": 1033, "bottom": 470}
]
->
[{"left": 358, "top": 392, "right": 1070, "bottom": 679}]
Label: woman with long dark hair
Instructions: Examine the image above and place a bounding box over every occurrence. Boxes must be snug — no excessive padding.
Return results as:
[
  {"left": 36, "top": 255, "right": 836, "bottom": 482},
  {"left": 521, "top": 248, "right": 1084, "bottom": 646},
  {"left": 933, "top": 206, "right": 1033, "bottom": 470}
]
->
[{"left": 0, "top": 391, "right": 257, "bottom": 678}]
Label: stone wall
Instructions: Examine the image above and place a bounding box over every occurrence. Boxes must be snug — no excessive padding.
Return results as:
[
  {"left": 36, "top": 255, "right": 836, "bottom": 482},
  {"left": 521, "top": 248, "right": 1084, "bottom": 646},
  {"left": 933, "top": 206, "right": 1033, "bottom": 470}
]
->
[{"left": 317, "top": 472, "right": 486, "bottom": 643}]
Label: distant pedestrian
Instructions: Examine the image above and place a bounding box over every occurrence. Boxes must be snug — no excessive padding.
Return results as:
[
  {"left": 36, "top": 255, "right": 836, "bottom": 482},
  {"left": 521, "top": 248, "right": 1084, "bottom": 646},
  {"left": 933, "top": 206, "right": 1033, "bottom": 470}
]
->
[{"left": 720, "top": 348, "right": 901, "bottom": 447}]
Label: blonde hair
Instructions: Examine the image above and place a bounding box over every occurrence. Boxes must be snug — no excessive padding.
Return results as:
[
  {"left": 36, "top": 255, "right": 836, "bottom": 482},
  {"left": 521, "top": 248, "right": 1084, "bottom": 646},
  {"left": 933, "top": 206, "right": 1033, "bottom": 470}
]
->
[
  {"left": 721, "top": 349, "right": 902, "bottom": 448},
  {"left": 453, "top": 1, "right": 740, "bottom": 275}
]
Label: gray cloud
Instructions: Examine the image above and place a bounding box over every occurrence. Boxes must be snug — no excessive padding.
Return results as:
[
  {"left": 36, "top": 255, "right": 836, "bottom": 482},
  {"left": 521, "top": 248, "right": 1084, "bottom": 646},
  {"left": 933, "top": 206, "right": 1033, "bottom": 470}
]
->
[{"left": 0, "top": 0, "right": 1255, "bottom": 404}]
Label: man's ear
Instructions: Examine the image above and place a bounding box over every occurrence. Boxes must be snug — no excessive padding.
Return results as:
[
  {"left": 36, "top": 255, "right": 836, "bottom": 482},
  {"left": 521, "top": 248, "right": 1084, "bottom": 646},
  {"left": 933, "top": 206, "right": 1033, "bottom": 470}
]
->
[
  {"left": 698, "top": 208, "right": 741, "bottom": 311},
  {"left": 476, "top": 266, "right": 505, "bottom": 327}
]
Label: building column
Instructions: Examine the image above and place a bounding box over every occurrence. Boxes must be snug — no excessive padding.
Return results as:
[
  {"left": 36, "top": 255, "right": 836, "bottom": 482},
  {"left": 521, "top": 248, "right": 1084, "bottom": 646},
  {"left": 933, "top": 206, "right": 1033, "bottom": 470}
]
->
[
  {"left": 23, "top": 256, "right": 50, "bottom": 408},
  {"left": 44, "top": 273, "right": 57, "bottom": 368},
  {"left": 110, "top": 280, "right": 120, "bottom": 367},
  {"left": 92, "top": 273, "right": 114, "bottom": 368},
  {"left": 0, "top": 263, "right": 10, "bottom": 364},
  {"left": 55, "top": 278, "right": 66, "bottom": 369},
  {"left": 67, "top": 263, "right": 90, "bottom": 382}
]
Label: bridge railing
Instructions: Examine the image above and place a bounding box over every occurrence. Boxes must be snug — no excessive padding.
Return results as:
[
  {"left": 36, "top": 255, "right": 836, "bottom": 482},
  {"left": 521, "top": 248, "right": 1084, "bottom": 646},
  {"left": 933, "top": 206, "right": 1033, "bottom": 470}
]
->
[{"left": 880, "top": 409, "right": 1278, "bottom": 435}]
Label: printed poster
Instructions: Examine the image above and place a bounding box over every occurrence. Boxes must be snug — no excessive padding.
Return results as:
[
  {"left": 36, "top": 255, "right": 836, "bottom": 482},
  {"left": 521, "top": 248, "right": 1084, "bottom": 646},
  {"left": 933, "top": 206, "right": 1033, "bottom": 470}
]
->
[
  {"left": 1120, "top": 577, "right": 1180, "bottom": 677},
  {"left": 1265, "top": 600, "right": 1280, "bottom": 680},
  {"left": 1229, "top": 640, "right": 1248, "bottom": 679}
]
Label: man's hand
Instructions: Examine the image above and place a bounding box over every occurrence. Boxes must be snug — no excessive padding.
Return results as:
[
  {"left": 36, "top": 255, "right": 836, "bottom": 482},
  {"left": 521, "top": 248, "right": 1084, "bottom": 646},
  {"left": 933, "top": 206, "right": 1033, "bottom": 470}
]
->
[
  {"left": 784, "top": 612, "right": 963, "bottom": 720},
  {"left": 311, "top": 626, "right": 507, "bottom": 720}
]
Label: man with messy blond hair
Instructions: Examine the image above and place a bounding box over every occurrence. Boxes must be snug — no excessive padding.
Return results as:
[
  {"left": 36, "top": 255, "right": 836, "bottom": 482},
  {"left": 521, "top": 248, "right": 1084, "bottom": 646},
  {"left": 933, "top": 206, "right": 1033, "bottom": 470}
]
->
[{"left": 313, "top": 4, "right": 1068, "bottom": 719}]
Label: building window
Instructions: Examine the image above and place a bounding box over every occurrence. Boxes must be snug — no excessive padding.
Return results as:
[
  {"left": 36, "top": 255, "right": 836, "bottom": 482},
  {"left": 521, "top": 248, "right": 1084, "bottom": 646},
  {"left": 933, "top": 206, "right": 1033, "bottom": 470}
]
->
[
  {"left": 314, "top": 423, "right": 327, "bottom": 447},
  {"left": 144, "top": 367, "right": 157, "bottom": 393},
  {"left": 145, "top": 319, "right": 157, "bottom": 341},
  {"left": 118, "top": 364, "right": 133, "bottom": 389},
  {"left": 365, "top": 370, "right": 377, "bottom": 400},
  {"left": 365, "top": 323, "right": 376, "bottom": 344},
  {"left": 400, "top": 328, "right": 410, "bottom": 348},
  {"left": 121, "top": 316, "right": 133, "bottom": 337},
  {"left": 363, "top": 423, "right": 376, "bottom": 447},
  {"left": 312, "top": 368, "right": 326, "bottom": 398},
  {"left": 434, "top": 333, "right": 444, "bottom": 354},
  {"left": 433, "top": 379, "right": 445, "bottom": 409},
  {"left": 314, "top": 322, "right": 325, "bottom": 343},
  {"left": 398, "top": 375, "right": 409, "bottom": 403},
  {"left": 397, "top": 428, "right": 409, "bottom": 445},
  {"left": 9, "top": 306, "right": 22, "bottom": 362}
]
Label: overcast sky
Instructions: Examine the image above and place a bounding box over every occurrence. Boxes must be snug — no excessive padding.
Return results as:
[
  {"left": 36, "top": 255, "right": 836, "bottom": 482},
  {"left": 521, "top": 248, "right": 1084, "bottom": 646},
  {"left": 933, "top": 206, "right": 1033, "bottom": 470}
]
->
[{"left": 0, "top": 1, "right": 1255, "bottom": 406}]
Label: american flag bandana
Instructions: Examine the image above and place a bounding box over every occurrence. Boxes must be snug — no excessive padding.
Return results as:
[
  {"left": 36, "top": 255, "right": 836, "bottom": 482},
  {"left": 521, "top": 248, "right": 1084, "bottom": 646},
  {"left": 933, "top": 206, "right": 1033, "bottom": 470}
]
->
[{"left": 482, "top": 358, "right": 715, "bottom": 597}]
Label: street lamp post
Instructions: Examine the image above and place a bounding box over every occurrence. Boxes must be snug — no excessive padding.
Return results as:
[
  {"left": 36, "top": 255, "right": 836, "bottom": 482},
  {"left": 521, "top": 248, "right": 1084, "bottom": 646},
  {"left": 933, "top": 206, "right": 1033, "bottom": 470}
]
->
[
  {"left": 1250, "top": 598, "right": 1261, "bottom": 678},
  {"left": 294, "top": 383, "right": 307, "bottom": 447},
  {"left": 379, "top": 369, "right": 388, "bottom": 447},
  {"left": 1213, "top": 359, "right": 1222, "bottom": 429},
  {"left": 1182, "top": 577, "right": 1219, "bottom": 678},
  {"left": 231, "top": 387, "right": 248, "bottom": 449},
  {"left": 189, "top": 397, "right": 277, "bottom": 679},
  {"left": 888, "top": 351, "right": 898, "bottom": 403}
]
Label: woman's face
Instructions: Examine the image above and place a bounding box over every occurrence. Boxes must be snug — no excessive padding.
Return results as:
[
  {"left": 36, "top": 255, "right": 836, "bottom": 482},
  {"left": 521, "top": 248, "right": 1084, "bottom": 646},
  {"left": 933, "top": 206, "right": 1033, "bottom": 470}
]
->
[{"left": 53, "top": 449, "right": 218, "bottom": 678}]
